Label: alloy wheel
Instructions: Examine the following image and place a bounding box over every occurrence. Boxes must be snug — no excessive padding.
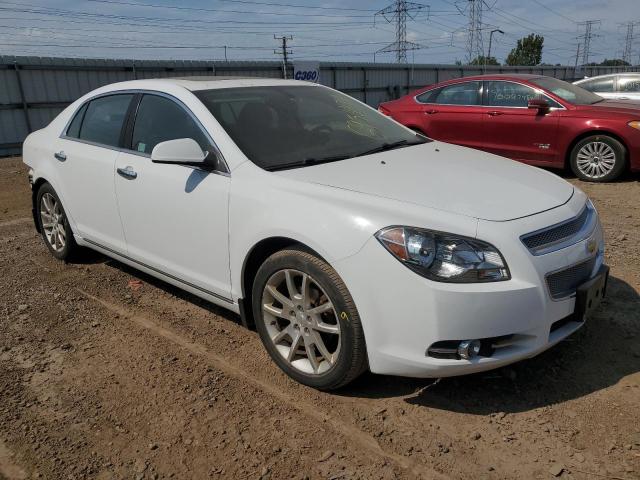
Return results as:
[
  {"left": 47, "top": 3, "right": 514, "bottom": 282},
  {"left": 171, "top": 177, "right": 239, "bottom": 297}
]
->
[
  {"left": 576, "top": 141, "right": 616, "bottom": 179},
  {"left": 261, "top": 269, "right": 341, "bottom": 375},
  {"left": 40, "top": 193, "right": 66, "bottom": 252}
]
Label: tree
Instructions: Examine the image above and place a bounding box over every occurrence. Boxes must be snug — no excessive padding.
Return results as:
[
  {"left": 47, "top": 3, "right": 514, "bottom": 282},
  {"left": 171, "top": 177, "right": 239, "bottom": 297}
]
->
[
  {"left": 470, "top": 55, "right": 500, "bottom": 66},
  {"left": 505, "top": 34, "right": 544, "bottom": 66},
  {"left": 599, "top": 58, "right": 629, "bottom": 66}
]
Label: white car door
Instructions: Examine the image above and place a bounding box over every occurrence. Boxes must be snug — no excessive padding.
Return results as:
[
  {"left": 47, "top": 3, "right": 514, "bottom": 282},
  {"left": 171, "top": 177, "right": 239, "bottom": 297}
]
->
[
  {"left": 616, "top": 75, "right": 640, "bottom": 101},
  {"left": 52, "top": 93, "right": 134, "bottom": 253},
  {"left": 113, "top": 93, "right": 232, "bottom": 302}
]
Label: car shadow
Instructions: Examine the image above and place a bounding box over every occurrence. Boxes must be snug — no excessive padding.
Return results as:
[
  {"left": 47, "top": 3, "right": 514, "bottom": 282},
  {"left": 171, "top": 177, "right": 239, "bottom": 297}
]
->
[
  {"left": 338, "top": 275, "right": 640, "bottom": 414},
  {"left": 542, "top": 166, "right": 640, "bottom": 184},
  {"left": 70, "top": 249, "right": 639, "bottom": 414},
  {"left": 70, "top": 248, "right": 242, "bottom": 325}
]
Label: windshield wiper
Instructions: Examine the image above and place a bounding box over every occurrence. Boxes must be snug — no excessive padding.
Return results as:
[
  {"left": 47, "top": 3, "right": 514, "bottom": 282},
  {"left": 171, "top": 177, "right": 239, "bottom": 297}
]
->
[
  {"left": 353, "top": 138, "right": 426, "bottom": 158},
  {"left": 265, "top": 154, "right": 351, "bottom": 172}
]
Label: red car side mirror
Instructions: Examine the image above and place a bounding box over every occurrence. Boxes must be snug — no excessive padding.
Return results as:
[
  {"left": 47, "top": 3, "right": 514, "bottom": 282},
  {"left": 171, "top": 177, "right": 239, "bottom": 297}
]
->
[{"left": 528, "top": 98, "right": 550, "bottom": 112}]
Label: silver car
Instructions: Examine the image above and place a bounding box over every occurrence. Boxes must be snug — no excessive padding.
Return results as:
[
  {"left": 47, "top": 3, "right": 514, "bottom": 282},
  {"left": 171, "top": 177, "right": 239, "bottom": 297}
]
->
[{"left": 574, "top": 73, "right": 640, "bottom": 101}]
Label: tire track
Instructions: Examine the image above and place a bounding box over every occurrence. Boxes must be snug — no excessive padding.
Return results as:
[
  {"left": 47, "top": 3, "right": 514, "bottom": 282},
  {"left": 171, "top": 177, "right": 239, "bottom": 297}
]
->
[
  {"left": 0, "top": 439, "right": 27, "bottom": 480},
  {"left": 76, "top": 288, "right": 448, "bottom": 480},
  {"left": 0, "top": 217, "right": 31, "bottom": 228}
]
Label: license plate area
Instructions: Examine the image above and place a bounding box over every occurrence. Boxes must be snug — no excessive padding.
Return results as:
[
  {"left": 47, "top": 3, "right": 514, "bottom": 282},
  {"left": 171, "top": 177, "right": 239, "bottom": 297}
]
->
[{"left": 574, "top": 265, "right": 609, "bottom": 321}]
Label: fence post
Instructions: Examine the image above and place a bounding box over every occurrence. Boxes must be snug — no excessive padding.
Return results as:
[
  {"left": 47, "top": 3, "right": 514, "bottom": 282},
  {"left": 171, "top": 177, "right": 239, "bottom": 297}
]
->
[
  {"left": 362, "top": 67, "right": 368, "bottom": 104},
  {"left": 132, "top": 60, "right": 137, "bottom": 80},
  {"left": 13, "top": 62, "right": 32, "bottom": 134},
  {"left": 406, "top": 67, "right": 411, "bottom": 95}
]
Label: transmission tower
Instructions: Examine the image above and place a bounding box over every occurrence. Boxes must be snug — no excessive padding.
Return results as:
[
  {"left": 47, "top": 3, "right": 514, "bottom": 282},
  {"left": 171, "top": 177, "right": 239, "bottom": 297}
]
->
[
  {"left": 455, "top": 0, "right": 492, "bottom": 64},
  {"left": 374, "top": 0, "right": 429, "bottom": 63},
  {"left": 622, "top": 21, "right": 640, "bottom": 66},
  {"left": 577, "top": 20, "right": 601, "bottom": 66}
]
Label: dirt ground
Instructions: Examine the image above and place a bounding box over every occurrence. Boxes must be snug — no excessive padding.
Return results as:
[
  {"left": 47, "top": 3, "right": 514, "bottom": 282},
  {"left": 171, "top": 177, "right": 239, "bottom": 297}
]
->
[{"left": 1, "top": 156, "right": 639, "bottom": 480}]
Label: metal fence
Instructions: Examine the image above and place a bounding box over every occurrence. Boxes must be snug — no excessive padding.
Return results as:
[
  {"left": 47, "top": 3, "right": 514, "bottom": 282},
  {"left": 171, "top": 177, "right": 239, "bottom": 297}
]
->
[{"left": 1, "top": 55, "right": 638, "bottom": 156}]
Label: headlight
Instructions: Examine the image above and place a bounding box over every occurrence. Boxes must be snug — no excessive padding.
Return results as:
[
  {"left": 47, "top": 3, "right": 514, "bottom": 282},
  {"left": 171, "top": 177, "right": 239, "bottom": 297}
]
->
[
  {"left": 628, "top": 120, "right": 640, "bottom": 130},
  {"left": 375, "top": 226, "right": 510, "bottom": 283}
]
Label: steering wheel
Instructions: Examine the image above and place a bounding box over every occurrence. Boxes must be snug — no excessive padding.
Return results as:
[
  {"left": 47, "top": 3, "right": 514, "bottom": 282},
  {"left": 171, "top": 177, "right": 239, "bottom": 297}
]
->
[{"left": 310, "top": 124, "right": 333, "bottom": 136}]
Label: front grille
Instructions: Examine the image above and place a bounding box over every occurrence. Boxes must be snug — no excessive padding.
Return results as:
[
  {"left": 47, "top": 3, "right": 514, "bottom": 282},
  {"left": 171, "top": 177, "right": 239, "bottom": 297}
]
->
[
  {"left": 546, "top": 256, "right": 596, "bottom": 300},
  {"left": 522, "top": 206, "right": 592, "bottom": 255}
]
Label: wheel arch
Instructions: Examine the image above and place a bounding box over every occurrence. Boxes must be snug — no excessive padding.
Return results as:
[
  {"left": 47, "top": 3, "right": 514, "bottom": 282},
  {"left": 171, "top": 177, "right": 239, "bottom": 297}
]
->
[
  {"left": 239, "top": 236, "right": 328, "bottom": 329},
  {"left": 565, "top": 129, "right": 629, "bottom": 170},
  {"left": 31, "top": 177, "right": 51, "bottom": 233}
]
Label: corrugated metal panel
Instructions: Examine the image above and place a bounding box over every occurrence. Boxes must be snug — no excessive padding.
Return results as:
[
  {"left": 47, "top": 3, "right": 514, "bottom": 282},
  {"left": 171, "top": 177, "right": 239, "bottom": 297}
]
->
[{"left": 1, "top": 55, "right": 638, "bottom": 156}]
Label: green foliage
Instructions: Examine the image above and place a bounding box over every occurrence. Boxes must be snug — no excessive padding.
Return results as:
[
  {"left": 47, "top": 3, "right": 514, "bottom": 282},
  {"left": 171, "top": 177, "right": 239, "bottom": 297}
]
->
[
  {"left": 598, "top": 58, "right": 630, "bottom": 66},
  {"left": 469, "top": 55, "right": 500, "bottom": 66},
  {"left": 505, "top": 34, "right": 544, "bottom": 66}
]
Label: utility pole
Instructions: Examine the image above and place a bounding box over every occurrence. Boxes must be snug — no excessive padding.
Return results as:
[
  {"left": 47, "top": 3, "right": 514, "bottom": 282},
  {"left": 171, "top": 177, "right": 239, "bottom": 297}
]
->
[
  {"left": 577, "top": 20, "right": 601, "bottom": 66},
  {"left": 485, "top": 28, "right": 503, "bottom": 72},
  {"left": 374, "top": 0, "right": 429, "bottom": 63},
  {"left": 574, "top": 42, "right": 581, "bottom": 72},
  {"left": 274, "top": 35, "right": 293, "bottom": 79}
]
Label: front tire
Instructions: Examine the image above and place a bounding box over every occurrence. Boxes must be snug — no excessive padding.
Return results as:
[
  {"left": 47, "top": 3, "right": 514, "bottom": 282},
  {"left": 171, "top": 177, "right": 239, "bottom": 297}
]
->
[
  {"left": 570, "top": 135, "right": 626, "bottom": 182},
  {"left": 252, "top": 248, "right": 367, "bottom": 390},
  {"left": 36, "top": 183, "right": 78, "bottom": 261}
]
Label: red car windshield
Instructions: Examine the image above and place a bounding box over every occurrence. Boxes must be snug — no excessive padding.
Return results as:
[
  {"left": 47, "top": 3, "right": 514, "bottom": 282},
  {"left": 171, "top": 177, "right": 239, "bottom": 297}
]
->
[{"left": 530, "top": 77, "right": 603, "bottom": 105}]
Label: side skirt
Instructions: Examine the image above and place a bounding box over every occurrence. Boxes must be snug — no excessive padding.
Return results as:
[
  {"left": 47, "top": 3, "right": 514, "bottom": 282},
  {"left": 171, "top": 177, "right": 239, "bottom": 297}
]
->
[{"left": 75, "top": 235, "right": 240, "bottom": 315}]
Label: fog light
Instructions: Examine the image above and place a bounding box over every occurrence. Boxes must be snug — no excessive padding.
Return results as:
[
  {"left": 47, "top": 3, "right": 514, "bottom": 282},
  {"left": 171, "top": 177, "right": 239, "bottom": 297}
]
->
[{"left": 457, "top": 340, "right": 481, "bottom": 360}]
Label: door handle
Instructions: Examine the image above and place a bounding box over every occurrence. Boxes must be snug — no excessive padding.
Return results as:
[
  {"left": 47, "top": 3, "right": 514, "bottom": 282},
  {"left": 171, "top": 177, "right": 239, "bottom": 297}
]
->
[
  {"left": 117, "top": 166, "right": 137, "bottom": 179},
  {"left": 54, "top": 151, "right": 67, "bottom": 161},
  {"left": 487, "top": 111, "right": 503, "bottom": 116},
  {"left": 424, "top": 109, "right": 439, "bottom": 114}
]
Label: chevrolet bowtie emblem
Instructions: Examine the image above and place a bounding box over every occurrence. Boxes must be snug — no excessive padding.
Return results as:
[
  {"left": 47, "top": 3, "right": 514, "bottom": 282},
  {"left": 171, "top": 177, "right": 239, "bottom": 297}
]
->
[{"left": 587, "top": 238, "right": 598, "bottom": 255}]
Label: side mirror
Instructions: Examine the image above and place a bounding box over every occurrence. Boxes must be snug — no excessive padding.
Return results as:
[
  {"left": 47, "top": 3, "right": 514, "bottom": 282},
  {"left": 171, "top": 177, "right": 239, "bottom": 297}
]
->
[
  {"left": 151, "top": 138, "right": 207, "bottom": 165},
  {"left": 527, "top": 98, "right": 550, "bottom": 112}
]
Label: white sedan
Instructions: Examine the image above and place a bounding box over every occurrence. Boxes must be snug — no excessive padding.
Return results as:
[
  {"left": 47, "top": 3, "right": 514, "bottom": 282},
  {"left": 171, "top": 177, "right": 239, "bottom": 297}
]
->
[
  {"left": 23, "top": 77, "right": 608, "bottom": 390},
  {"left": 574, "top": 73, "right": 640, "bottom": 101}
]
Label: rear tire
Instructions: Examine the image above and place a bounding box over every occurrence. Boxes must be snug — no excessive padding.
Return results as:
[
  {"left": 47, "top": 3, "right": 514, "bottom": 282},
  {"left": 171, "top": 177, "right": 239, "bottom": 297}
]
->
[
  {"left": 252, "top": 247, "right": 367, "bottom": 390},
  {"left": 36, "top": 183, "right": 78, "bottom": 261},
  {"left": 570, "top": 135, "right": 626, "bottom": 182}
]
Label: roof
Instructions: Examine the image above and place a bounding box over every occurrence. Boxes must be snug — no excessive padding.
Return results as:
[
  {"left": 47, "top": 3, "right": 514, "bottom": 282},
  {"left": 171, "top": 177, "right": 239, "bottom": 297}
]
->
[
  {"left": 165, "top": 76, "right": 312, "bottom": 91},
  {"left": 444, "top": 73, "right": 544, "bottom": 82}
]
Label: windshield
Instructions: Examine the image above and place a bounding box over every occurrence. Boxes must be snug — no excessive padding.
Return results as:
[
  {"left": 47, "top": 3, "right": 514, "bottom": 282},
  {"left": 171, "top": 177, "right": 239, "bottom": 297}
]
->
[
  {"left": 195, "top": 85, "right": 427, "bottom": 170},
  {"left": 530, "top": 77, "right": 603, "bottom": 105}
]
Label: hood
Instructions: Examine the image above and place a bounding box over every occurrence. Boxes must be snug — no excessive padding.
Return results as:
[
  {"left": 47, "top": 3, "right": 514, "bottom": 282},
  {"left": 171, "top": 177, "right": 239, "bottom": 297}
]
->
[
  {"left": 575, "top": 99, "right": 640, "bottom": 116},
  {"left": 275, "top": 142, "right": 574, "bottom": 222}
]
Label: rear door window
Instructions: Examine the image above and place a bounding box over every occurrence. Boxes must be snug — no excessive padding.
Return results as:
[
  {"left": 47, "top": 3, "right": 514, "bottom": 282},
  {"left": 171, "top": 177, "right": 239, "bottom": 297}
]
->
[
  {"left": 418, "top": 82, "right": 481, "bottom": 105},
  {"left": 77, "top": 94, "right": 134, "bottom": 147},
  {"left": 579, "top": 77, "right": 614, "bottom": 93}
]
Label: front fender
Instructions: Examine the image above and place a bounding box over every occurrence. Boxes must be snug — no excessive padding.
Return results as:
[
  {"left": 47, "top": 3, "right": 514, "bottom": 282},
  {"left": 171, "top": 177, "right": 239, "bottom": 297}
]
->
[{"left": 228, "top": 162, "right": 478, "bottom": 301}]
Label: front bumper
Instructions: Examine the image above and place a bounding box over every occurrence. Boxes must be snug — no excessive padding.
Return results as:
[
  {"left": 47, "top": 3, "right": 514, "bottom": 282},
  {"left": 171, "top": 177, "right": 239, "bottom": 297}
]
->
[{"left": 334, "top": 193, "right": 606, "bottom": 378}]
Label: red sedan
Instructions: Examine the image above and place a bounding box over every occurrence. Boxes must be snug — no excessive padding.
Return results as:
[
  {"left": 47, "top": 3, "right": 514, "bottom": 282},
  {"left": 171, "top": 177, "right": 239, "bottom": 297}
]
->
[{"left": 378, "top": 74, "right": 640, "bottom": 182}]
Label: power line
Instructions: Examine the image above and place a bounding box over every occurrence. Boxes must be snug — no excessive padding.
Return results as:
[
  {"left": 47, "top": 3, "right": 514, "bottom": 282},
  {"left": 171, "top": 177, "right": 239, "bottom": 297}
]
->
[
  {"left": 529, "top": 0, "right": 576, "bottom": 24},
  {"left": 84, "top": 0, "right": 377, "bottom": 19},
  {"left": 374, "top": 0, "right": 429, "bottom": 63}
]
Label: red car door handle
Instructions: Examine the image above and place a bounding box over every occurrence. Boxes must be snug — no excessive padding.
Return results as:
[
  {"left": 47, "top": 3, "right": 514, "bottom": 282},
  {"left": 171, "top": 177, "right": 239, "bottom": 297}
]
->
[
  {"left": 487, "top": 111, "right": 503, "bottom": 116},
  {"left": 424, "top": 109, "right": 439, "bottom": 114}
]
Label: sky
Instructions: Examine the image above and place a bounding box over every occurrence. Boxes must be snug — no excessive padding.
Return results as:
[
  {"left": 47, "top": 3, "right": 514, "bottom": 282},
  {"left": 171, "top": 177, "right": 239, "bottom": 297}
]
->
[{"left": 1, "top": 0, "right": 638, "bottom": 65}]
